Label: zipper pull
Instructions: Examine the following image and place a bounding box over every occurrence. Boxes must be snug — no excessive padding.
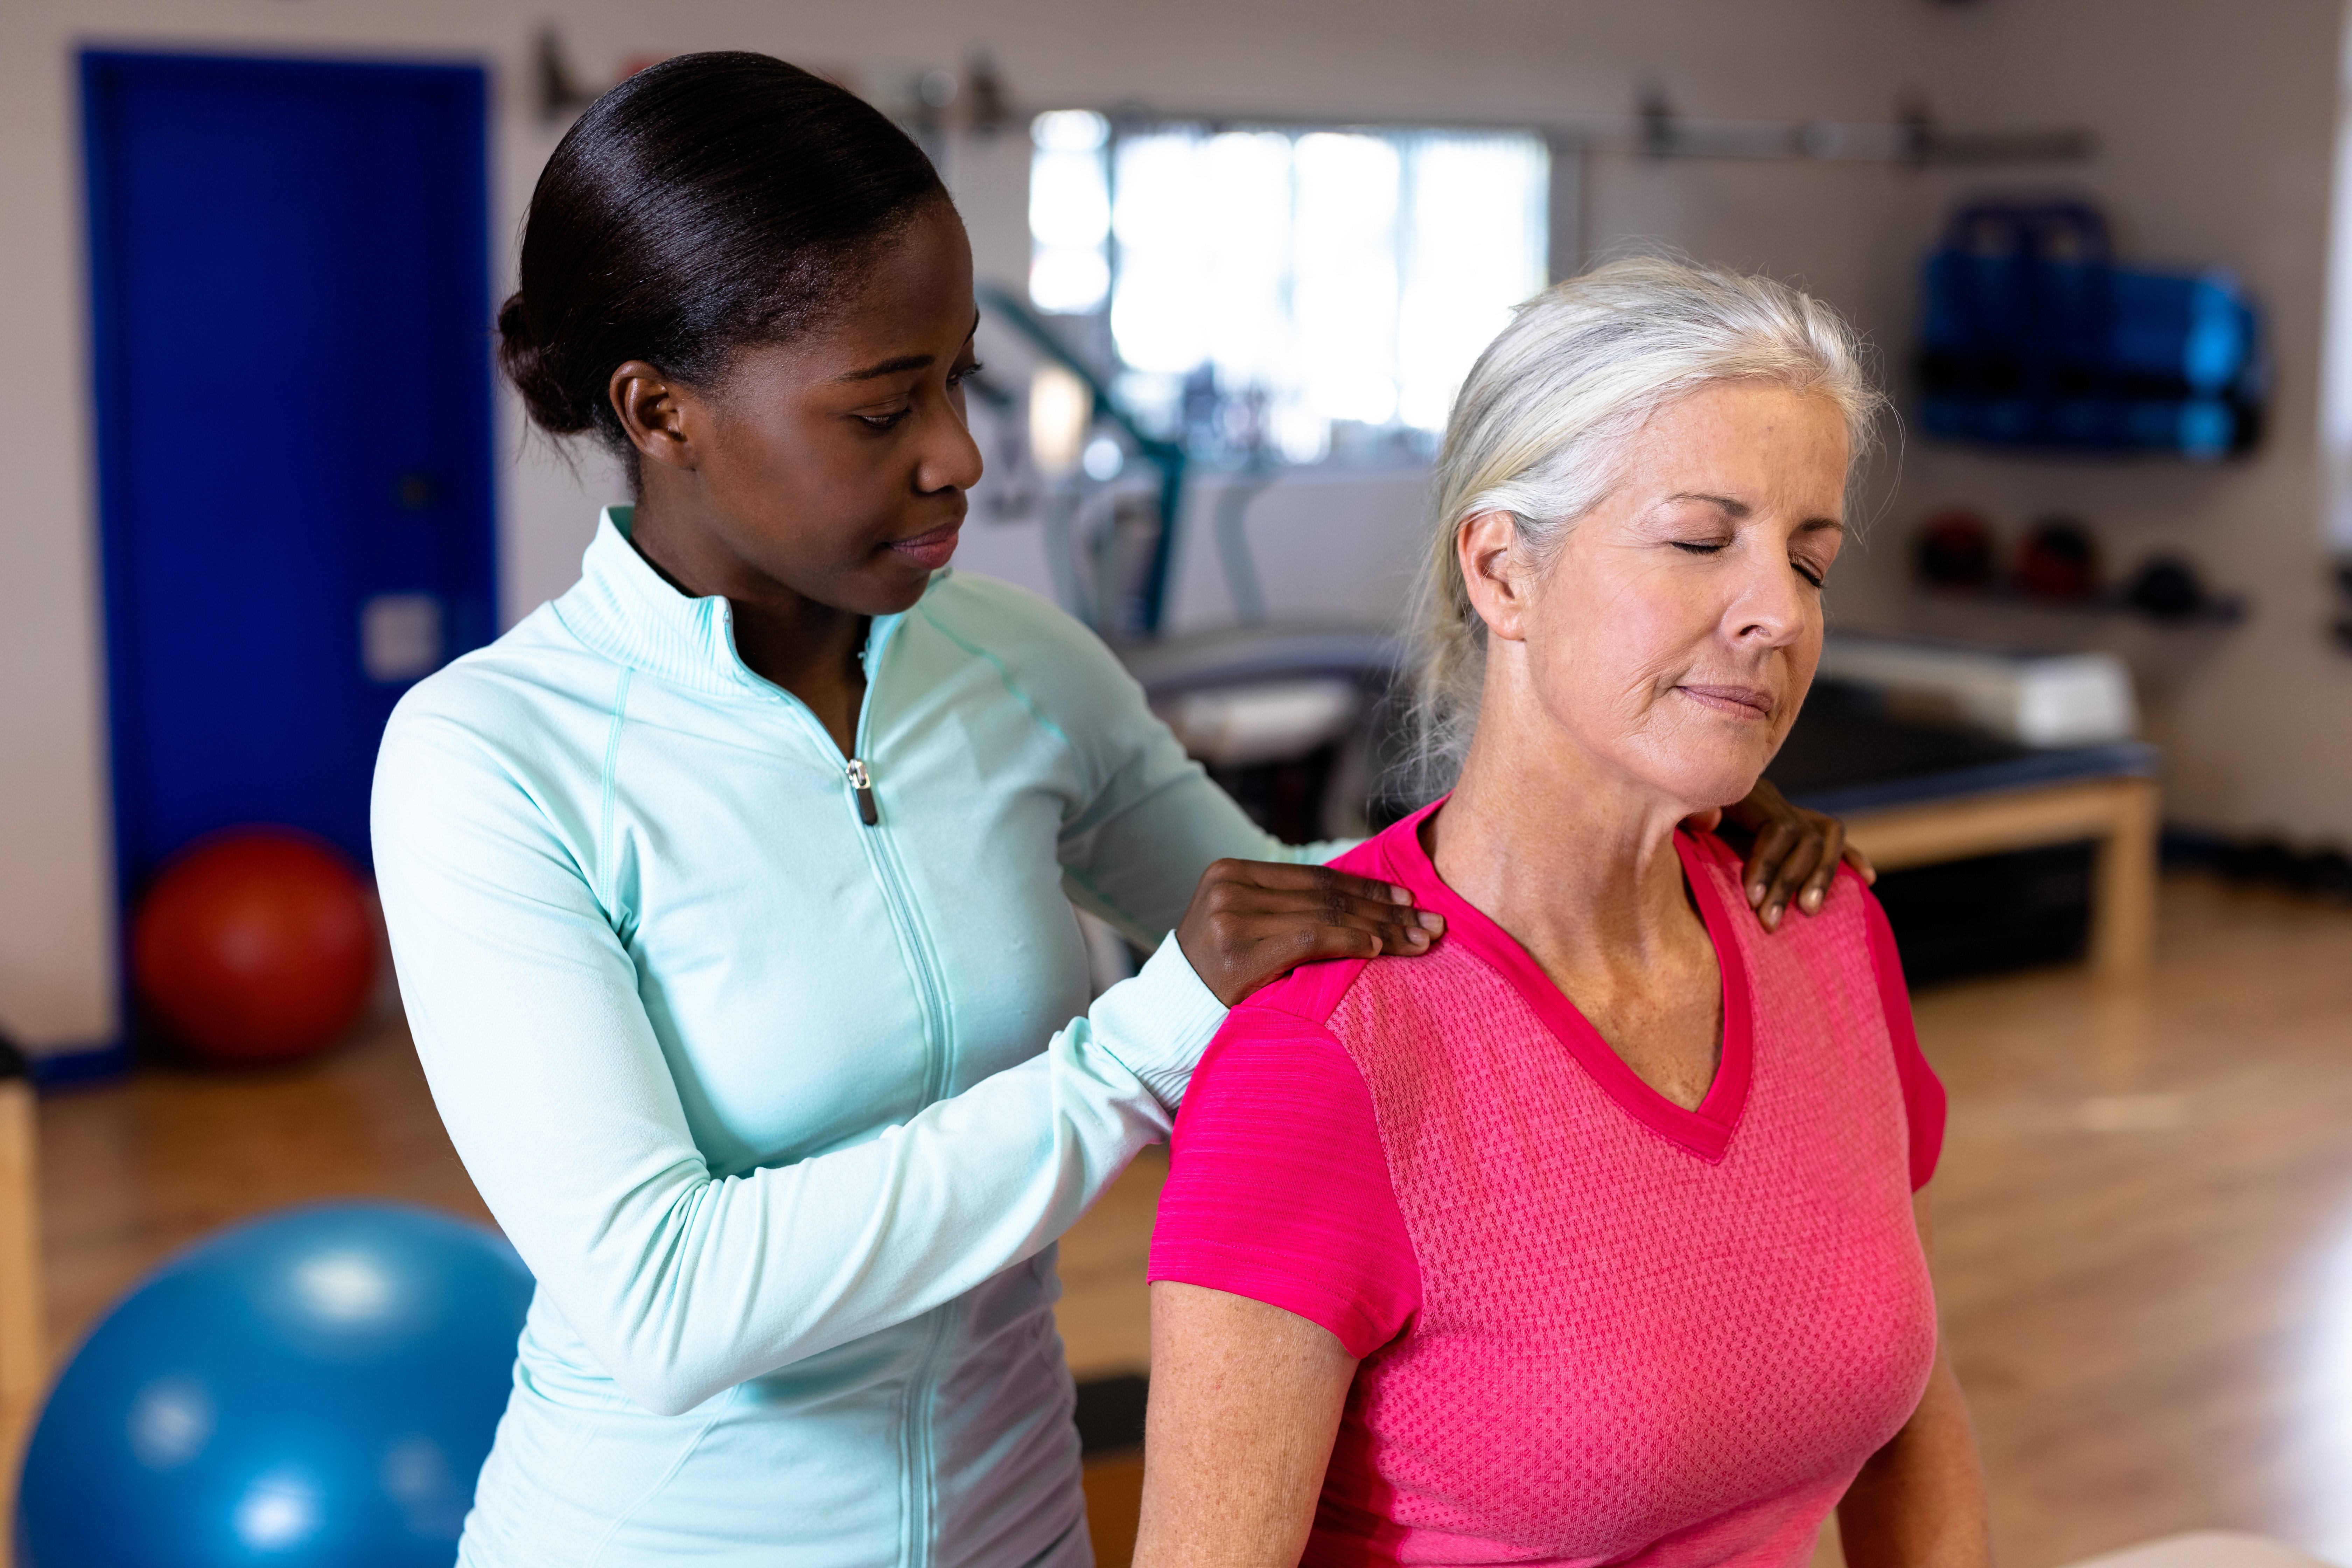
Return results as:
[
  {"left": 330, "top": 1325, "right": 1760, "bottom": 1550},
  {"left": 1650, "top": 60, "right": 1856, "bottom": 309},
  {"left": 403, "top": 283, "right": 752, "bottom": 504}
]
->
[{"left": 845, "top": 758, "right": 879, "bottom": 826}]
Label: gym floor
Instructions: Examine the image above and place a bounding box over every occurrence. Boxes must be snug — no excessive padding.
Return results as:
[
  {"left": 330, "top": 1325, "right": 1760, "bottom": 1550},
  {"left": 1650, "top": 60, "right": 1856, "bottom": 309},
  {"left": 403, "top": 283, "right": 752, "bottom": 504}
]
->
[{"left": 11, "top": 869, "right": 2352, "bottom": 1568}]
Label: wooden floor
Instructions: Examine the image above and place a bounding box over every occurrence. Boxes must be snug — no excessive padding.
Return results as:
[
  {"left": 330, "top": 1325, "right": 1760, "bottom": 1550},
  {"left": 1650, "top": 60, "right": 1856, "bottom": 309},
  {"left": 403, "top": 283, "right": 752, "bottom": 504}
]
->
[{"left": 10, "top": 871, "right": 2352, "bottom": 1567}]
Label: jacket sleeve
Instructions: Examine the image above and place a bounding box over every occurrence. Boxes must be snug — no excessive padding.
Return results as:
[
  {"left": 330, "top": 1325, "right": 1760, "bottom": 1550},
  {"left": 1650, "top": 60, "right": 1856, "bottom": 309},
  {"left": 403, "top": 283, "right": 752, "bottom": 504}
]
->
[
  {"left": 1015, "top": 620, "right": 1354, "bottom": 952},
  {"left": 372, "top": 700, "right": 1226, "bottom": 1417},
  {"left": 1055, "top": 718, "right": 1354, "bottom": 951}
]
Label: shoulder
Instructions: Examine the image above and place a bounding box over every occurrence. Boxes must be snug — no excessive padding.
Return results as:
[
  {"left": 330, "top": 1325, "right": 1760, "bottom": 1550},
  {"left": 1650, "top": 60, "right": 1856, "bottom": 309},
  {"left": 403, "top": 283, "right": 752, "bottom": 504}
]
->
[
  {"left": 389, "top": 605, "right": 616, "bottom": 736},
  {"left": 376, "top": 605, "right": 621, "bottom": 805},
  {"left": 1173, "top": 1009, "right": 1382, "bottom": 1238},
  {"left": 1225, "top": 954, "right": 1377, "bottom": 1034},
  {"left": 1323, "top": 834, "right": 1396, "bottom": 880},
  {"left": 909, "top": 571, "right": 1147, "bottom": 737},
  {"left": 912, "top": 570, "right": 1116, "bottom": 672},
  {"left": 1834, "top": 870, "right": 1944, "bottom": 1189},
  {"left": 1159, "top": 956, "right": 1422, "bottom": 1357},
  {"left": 1211, "top": 831, "right": 1411, "bottom": 1031},
  {"left": 1681, "top": 826, "right": 1888, "bottom": 940},
  {"left": 1192, "top": 817, "right": 1425, "bottom": 1083},
  {"left": 1794, "top": 859, "right": 1887, "bottom": 946}
]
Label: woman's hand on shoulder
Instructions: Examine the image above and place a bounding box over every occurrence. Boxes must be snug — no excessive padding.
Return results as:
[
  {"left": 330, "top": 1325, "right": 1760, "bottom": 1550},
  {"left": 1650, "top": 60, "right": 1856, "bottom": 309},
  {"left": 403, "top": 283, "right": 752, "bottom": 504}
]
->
[
  {"left": 1688, "top": 778, "right": 1875, "bottom": 931},
  {"left": 1177, "top": 861, "right": 1446, "bottom": 1007}
]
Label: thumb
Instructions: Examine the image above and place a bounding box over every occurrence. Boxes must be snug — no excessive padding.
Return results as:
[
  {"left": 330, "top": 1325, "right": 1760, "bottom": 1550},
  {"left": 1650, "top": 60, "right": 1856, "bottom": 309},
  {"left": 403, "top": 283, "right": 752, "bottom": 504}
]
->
[{"left": 1682, "top": 806, "right": 1724, "bottom": 834}]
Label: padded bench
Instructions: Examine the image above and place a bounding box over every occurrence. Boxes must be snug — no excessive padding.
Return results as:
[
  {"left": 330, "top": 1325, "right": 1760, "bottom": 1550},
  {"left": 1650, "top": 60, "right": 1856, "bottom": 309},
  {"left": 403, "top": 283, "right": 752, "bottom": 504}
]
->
[{"left": 1769, "top": 685, "right": 2160, "bottom": 980}]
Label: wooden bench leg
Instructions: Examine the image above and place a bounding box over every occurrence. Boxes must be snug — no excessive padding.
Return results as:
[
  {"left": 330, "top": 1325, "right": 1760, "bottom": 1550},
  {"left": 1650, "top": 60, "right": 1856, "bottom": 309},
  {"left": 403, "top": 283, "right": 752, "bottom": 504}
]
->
[
  {"left": 2089, "top": 777, "right": 2160, "bottom": 981},
  {"left": 1841, "top": 774, "right": 2162, "bottom": 983},
  {"left": 1, "top": 1074, "right": 41, "bottom": 1566}
]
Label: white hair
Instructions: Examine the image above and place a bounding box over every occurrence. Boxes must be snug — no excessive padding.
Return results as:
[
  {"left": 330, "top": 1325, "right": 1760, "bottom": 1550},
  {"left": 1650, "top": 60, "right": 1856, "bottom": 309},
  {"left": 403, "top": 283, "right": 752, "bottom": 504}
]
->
[{"left": 1402, "top": 255, "right": 1886, "bottom": 791}]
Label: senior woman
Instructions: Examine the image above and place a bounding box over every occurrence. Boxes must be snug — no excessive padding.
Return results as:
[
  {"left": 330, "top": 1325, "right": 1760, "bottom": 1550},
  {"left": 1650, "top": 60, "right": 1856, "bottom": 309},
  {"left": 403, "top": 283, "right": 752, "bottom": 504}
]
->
[{"left": 1138, "top": 259, "right": 1991, "bottom": 1568}]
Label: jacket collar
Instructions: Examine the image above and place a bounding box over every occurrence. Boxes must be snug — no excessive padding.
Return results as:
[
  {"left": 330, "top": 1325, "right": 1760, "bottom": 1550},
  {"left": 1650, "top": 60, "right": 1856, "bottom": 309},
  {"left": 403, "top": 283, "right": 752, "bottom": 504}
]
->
[{"left": 553, "top": 506, "right": 917, "bottom": 699}]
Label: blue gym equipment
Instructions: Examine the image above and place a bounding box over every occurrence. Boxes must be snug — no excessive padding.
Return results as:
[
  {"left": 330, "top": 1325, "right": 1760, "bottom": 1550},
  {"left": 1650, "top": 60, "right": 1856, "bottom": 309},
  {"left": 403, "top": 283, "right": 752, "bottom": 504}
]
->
[
  {"left": 15, "top": 1202, "right": 532, "bottom": 1567},
  {"left": 1917, "top": 198, "right": 2266, "bottom": 460}
]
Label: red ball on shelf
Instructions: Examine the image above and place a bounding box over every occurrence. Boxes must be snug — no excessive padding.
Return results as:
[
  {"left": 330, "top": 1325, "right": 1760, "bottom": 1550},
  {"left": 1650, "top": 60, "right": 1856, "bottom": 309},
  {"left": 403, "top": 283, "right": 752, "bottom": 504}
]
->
[
  {"left": 1913, "top": 509, "right": 2000, "bottom": 590},
  {"left": 2015, "top": 516, "right": 2103, "bottom": 602},
  {"left": 130, "top": 828, "right": 377, "bottom": 1068}
]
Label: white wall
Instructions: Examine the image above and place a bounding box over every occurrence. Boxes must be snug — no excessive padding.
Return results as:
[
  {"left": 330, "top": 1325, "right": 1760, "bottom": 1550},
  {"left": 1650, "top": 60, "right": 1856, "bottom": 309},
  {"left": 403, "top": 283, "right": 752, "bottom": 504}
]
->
[
  {"left": 1, "top": 0, "right": 2343, "bottom": 1053},
  {"left": 1888, "top": 0, "right": 2352, "bottom": 843}
]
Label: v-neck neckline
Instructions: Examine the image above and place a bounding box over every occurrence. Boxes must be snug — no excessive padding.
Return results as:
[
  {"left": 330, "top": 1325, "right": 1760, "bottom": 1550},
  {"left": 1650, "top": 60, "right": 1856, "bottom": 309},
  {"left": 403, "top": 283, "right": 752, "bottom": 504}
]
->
[{"left": 1376, "top": 797, "right": 1755, "bottom": 1163}]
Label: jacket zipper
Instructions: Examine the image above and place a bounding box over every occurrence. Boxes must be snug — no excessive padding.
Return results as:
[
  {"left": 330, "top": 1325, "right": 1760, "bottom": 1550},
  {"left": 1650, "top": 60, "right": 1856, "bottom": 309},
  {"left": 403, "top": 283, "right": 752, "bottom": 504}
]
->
[
  {"left": 899, "top": 1300, "right": 956, "bottom": 1568},
  {"left": 804, "top": 636, "right": 955, "bottom": 1567},
  {"left": 845, "top": 757, "right": 879, "bottom": 825},
  {"left": 840, "top": 752, "right": 954, "bottom": 1105}
]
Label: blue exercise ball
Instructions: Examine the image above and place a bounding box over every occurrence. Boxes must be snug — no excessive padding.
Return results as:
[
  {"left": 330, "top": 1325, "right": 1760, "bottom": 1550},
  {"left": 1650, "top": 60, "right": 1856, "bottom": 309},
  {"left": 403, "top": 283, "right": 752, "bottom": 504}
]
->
[{"left": 17, "top": 1202, "right": 532, "bottom": 1567}]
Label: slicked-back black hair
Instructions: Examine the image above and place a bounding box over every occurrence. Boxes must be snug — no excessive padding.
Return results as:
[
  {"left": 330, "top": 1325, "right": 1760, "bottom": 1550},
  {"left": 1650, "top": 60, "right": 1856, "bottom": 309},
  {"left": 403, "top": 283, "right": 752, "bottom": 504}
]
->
[{"left": 497, "top": 52, "right": 950, "bottom": 462}]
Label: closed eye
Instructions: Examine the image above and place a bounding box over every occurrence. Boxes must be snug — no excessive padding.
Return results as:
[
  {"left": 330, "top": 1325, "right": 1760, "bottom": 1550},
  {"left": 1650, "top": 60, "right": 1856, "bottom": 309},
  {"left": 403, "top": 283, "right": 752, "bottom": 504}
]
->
[{"left": 1676, "top": 538, "right": 1827, "bottom": 588}]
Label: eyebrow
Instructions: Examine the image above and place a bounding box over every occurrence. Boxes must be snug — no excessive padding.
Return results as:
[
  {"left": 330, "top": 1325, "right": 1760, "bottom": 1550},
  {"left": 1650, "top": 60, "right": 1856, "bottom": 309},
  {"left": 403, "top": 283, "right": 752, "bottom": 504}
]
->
[
  {"left": 838, "top": 352, "right": 933, "bottom": 383},
  {"left": 836, "top": 312, "right": 985, "bottom": 384},
  {"left": 1670, "top": 492, "right": 1846, "bottom": 533}
]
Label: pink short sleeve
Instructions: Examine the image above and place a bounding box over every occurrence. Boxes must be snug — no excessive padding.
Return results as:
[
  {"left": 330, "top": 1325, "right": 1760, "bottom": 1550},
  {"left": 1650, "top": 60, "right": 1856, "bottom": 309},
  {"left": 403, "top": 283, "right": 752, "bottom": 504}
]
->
[
  {"left": 1148, "top": 1009, "right": 1421, "bottom": 1359},
  {"left": 1860, "top": 884, "right": 1947, "bottom": 1190}
]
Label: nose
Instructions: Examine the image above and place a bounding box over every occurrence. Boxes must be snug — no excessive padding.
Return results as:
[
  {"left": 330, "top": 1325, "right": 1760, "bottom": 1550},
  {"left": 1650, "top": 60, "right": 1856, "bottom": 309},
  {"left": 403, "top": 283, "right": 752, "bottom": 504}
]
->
[
  {"left": 1724, "top": 545, "right": 1811, "bottom": 649},
  {"left": 916, "top": 394, "right": 986, "bottom": 497}
]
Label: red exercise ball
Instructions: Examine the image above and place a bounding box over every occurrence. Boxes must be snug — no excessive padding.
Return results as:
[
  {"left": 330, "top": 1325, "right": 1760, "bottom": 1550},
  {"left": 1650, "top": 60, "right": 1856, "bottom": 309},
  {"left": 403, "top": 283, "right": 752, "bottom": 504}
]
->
[{"left": 130, "top": 828, "right": 377, "bottom": 1068}]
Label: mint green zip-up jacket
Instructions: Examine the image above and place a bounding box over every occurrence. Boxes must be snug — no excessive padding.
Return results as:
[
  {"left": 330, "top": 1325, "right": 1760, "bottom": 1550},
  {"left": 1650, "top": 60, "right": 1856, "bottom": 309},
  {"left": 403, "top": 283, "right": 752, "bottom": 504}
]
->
[{"left": 371, "top": 509, "right": 1327, "bottom": 1567}]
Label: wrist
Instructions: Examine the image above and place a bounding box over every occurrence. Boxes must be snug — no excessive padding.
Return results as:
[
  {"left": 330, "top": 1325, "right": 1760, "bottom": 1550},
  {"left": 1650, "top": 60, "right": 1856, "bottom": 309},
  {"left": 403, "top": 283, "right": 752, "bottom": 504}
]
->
[{"left": 1091, "top": 936, "right": 1230, "bottom": 1108}]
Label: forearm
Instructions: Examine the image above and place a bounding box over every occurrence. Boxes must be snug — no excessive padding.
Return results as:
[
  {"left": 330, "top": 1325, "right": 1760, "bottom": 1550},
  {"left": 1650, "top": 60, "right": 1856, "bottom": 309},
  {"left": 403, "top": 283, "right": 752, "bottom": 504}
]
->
[
  {"left": 1836, "top": 1348, "right": 1991, "bottom": 1568},
  {"left": 517, "top": 1026, "right": 1170, "bottom": 1409},
  {"left": 407, "top": 938, "right": 1224, "bottom": 1414}
]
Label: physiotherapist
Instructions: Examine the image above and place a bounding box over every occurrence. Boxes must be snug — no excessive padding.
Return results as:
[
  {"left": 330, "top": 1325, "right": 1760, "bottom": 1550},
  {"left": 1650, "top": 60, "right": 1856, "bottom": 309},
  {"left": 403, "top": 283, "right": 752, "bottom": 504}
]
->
[{"left": 371, "top": 51, "right": 1863, "bottom": 1568}]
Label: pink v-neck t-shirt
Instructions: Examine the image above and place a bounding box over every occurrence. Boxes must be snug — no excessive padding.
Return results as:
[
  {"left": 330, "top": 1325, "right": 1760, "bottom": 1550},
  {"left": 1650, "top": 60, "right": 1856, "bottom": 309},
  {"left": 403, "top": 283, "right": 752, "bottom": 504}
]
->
[{"left": 1148, "top": 803, "right": 1946, "bottom": 1568}]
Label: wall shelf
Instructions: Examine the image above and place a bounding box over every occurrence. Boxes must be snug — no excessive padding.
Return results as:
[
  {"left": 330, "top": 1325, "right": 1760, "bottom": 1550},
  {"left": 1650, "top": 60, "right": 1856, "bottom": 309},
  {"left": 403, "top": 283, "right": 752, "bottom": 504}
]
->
[{"left": 1884, "top": 588, "right": 2248, "bottom": 698}]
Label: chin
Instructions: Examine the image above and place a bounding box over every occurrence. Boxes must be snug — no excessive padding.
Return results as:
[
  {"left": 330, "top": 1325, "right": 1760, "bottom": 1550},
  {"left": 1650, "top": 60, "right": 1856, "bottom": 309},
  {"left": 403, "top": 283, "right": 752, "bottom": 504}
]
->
[
  {"left": 842, "top": 560, "right": 945, "bottom": 618},
  {"left": 1656, "top": 763, "right": 1768, "bottom": 817}
]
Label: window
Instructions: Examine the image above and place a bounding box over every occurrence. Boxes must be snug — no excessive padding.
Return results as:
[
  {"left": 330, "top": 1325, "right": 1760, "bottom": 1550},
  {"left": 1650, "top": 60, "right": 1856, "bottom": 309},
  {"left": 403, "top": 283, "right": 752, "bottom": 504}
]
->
[{"left": 1028, "top": 113, "right": 1550, "bottom": 465}]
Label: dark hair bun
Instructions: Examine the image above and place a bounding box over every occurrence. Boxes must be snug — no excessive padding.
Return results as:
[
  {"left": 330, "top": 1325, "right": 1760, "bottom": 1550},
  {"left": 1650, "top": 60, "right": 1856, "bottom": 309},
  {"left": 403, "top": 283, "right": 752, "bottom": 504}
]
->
[
  {"left": 500, "top": 52, "right": 949, "bottom": 458},
  {"left": 496, "top": 290, "right": 596, "bottom": 436}
]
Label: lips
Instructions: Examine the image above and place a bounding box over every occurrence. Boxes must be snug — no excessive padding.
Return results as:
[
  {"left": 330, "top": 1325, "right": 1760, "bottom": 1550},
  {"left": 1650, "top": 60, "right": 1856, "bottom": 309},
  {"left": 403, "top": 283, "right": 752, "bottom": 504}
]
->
[
  {"left": 888, "top": 520, "right": 962, "bottom": 571},
  {"left": 1676, "top": 684, "right": 1774, "bottom": 719}
]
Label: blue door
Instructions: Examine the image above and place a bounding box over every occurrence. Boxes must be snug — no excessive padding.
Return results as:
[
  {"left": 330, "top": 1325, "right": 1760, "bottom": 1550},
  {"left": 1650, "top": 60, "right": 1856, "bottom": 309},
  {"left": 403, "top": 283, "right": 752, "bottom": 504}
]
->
[{"left": 82, "top": 51, "right": 496, "bottom": 897}]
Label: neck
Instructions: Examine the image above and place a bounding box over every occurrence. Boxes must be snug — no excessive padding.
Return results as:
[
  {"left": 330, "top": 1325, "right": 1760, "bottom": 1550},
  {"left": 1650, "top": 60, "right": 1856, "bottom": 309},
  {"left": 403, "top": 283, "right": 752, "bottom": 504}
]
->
[
  {"left": 629, "top": 479, "right": 868, "bottom": 752},
  {"left": 1429, "top": 671, "right": 1702, "bottom": 979}
]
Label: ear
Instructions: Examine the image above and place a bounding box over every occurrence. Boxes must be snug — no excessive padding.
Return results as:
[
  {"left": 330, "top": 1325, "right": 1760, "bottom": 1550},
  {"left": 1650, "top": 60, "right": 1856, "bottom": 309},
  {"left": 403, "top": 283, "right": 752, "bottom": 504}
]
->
[
  {"left": 609, "top": 360, "right": 702, "bottom": 474},
  {"left": 1456, "top": 509, "right": 1534, "bottom": 644}
]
